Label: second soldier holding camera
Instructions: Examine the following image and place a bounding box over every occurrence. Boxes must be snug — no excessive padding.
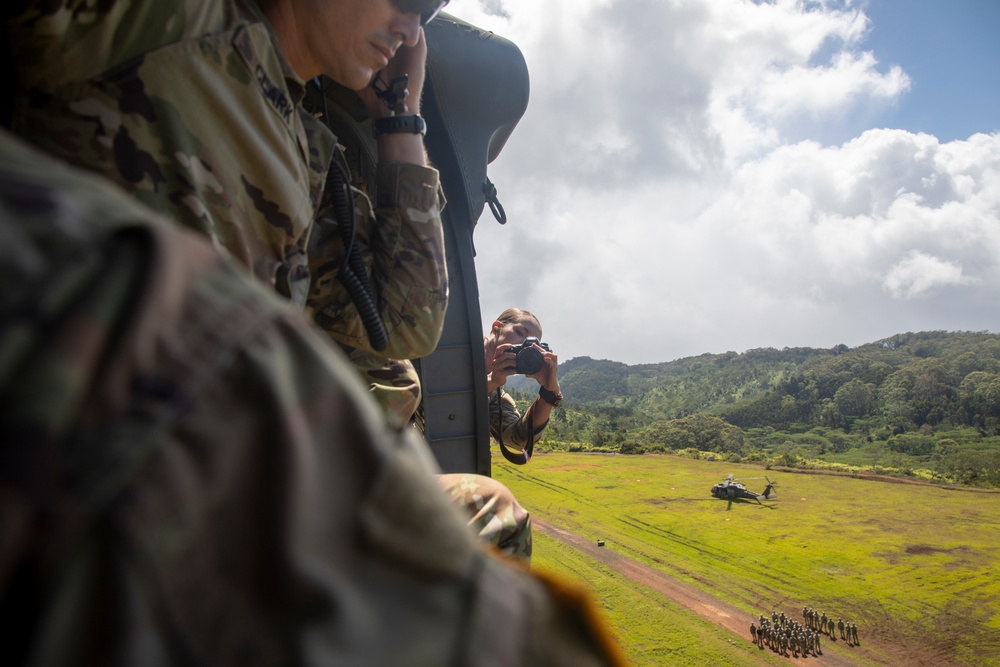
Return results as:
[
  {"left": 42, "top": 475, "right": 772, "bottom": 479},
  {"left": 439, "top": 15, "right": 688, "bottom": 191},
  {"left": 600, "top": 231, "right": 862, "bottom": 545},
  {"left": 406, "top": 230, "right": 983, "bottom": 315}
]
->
[{"left": 484, "top": 308, "right": 562, "bottom": 462}]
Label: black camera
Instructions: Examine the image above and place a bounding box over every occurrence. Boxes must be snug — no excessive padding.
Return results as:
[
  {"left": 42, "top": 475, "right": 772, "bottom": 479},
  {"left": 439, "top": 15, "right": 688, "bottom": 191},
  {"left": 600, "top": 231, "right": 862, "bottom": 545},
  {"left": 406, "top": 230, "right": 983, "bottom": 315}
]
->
[{"left": 510, "top": 337, "right": 550, "bottom": 375}]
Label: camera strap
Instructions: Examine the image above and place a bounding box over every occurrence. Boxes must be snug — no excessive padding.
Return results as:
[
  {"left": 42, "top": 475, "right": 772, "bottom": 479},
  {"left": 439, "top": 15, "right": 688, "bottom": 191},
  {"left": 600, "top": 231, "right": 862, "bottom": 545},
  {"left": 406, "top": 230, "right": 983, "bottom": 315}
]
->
[{"left": 495, "top": 389, "right": 533, "bottom": 465}]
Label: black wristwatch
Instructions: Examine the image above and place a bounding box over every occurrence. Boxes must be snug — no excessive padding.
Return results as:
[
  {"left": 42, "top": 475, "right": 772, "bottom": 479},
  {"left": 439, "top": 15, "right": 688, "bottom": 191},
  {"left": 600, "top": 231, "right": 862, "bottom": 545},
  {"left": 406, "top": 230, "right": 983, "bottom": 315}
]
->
[
  {"left": 538, "top": 386, "right": 563, "bottom": 407},
  {"left": 373, "top": 114, "right": 427, "bottom": 137}
]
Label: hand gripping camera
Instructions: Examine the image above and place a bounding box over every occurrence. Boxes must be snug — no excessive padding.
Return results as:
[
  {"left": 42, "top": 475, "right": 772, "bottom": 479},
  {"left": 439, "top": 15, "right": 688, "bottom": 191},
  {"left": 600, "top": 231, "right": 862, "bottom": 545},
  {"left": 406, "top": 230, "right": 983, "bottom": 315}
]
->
[{"left": 510, "top": 337, "right": 551, "bottom": 375}]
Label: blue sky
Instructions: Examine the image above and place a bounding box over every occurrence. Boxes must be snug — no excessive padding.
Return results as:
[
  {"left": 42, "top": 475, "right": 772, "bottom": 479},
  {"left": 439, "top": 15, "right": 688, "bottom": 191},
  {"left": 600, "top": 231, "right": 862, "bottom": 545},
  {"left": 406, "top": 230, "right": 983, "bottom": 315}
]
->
[
  {"left": 863, "top": 0, "right": 1000, "bottom": 142},
  {"left": 444, "top": 0, "right": 1000, "bottom": 365}
]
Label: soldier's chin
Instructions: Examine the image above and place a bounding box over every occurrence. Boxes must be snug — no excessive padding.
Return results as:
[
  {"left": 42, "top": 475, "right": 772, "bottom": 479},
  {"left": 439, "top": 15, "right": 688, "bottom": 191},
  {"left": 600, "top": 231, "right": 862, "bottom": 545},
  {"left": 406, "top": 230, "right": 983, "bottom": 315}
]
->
[
  {"left": 352, "top": 71, "right": 376, "bottom": 91},
  {"left": 335, "top": 65, "right": 376, "bottom": 92}
]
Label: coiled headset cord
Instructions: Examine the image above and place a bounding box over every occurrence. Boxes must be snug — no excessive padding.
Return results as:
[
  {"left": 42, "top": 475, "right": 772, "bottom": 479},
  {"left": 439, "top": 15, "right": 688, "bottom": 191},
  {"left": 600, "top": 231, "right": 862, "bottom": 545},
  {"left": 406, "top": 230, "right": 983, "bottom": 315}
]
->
[{"left": 314, "top": 78, "right": 389, "bottom": 352}]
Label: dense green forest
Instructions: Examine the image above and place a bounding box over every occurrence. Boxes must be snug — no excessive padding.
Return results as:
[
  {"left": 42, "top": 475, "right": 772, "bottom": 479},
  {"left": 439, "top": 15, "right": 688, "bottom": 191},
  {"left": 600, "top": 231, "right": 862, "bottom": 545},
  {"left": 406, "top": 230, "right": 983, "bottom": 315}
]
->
[{"left": 506, "top": 330, "right": 1000, "bottom": 487}]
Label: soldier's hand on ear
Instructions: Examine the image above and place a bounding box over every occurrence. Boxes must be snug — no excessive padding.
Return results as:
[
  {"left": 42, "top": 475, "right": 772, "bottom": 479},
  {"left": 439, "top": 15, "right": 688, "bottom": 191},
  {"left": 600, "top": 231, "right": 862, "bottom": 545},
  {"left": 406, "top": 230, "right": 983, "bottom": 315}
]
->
[
  {"left": 359, "top": 31, "right": 428, "bottom": 165},
  {"left": 359, "top": 30, "right": 427, "bottom": 119}
]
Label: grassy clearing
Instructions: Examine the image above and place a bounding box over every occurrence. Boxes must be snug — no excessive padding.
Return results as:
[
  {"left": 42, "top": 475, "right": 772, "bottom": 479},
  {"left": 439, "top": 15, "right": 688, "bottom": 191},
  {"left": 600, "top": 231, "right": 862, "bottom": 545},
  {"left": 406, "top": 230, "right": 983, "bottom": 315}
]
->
[
  {"left": 533, "top": 532, "right": 789, "bottom": 666},
  {"left": 497, "top": 452, "right": 1000, "bottom": 666}
]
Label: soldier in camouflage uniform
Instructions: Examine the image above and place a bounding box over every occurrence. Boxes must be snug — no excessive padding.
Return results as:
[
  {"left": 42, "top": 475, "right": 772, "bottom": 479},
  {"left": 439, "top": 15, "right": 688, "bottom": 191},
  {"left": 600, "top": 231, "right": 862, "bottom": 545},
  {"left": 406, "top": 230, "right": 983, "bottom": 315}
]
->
[
  {"left": 429, "top": 308, "right": 563, "bottom": 564},
  {"left": 484, "top": 308, "right": 562, "bottom": 453},
  {"left": 6, "top": 0, "right": 541, "bottom": 565},
  {"left": 5, "top": 0, "right": 447, "bottom": 425},
  {"left": 0, "top": 128, "right": 628, "bottom": 667}
]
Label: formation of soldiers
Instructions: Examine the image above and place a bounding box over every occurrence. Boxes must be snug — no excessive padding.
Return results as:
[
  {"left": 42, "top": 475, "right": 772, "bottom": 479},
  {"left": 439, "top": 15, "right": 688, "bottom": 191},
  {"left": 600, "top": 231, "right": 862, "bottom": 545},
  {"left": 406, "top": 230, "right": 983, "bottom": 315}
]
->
[
  {"left": 750, "top": 610, "right": 823, "bottom": 658},
  {"left": 748, "top": 606, "right": 861, "bottom": 658},
  {"left": 803, "top": 606, "right": 861, "bottom": 646}
]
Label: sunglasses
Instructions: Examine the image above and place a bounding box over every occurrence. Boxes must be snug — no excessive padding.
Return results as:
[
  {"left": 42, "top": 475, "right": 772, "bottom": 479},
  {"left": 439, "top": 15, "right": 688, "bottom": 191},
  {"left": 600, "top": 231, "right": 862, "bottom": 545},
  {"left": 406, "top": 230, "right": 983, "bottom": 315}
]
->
[{"left": 394, "top": 0, "right": 450, "bottom": 27}]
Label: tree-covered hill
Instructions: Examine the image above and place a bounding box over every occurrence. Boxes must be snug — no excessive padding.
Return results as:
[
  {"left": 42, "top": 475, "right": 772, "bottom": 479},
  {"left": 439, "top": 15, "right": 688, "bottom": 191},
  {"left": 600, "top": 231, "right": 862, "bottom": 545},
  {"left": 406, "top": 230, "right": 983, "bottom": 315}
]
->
[
  {"left": 506, "top": 330, "right": 1000, "bottom": 486},
  {"left": 510, "top": 346, "right": 829, "bottom": 414}
]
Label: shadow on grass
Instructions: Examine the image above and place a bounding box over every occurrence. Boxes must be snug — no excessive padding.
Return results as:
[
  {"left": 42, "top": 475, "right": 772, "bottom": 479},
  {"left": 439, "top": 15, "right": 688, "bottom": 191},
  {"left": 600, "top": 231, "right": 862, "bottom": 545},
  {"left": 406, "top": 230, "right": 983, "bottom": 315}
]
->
[{"left": 726, "top": 498, "right": 779, "bottom": 511}]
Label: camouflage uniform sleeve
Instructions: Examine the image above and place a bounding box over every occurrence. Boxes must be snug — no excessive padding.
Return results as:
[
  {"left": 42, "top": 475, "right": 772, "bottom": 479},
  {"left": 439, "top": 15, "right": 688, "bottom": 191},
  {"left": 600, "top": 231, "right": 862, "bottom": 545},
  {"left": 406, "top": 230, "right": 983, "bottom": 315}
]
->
[
  {"left": 347, "top": 352, "right": 422, "bottom": 429},
  {"left": 489, "top": 389, "right": 550, "bottom": 452},
  {"left": 308, "top": 161, "right": 448, "bottom": 359},
  {"left": 9, "top": 0, "right": 233, "bottom": 88}
]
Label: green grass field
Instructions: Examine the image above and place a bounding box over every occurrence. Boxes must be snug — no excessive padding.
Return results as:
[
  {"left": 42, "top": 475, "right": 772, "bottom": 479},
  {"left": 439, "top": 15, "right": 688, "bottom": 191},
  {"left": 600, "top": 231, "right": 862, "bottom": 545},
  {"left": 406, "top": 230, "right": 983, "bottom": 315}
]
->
[{"left": 495, "top": 453, "right": 1000, "bottom": 666}]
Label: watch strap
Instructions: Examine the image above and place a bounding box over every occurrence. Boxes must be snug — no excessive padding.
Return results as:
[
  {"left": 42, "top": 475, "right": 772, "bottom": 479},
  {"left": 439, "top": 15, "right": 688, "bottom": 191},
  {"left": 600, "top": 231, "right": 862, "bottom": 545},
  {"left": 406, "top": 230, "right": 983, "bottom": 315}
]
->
[
  {"left": 538, "top": 386, "right": 563, "bottom": 407},
  {"left": 373, "top": 114, "right": 427, "bottom": 137}
]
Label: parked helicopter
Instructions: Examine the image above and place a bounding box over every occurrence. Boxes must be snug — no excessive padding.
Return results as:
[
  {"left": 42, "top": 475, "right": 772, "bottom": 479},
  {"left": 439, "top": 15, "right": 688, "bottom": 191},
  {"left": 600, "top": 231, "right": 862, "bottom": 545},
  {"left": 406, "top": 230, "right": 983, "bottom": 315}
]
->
[{"left": 710, "top": 474, "right": 777, "bottom": 503}]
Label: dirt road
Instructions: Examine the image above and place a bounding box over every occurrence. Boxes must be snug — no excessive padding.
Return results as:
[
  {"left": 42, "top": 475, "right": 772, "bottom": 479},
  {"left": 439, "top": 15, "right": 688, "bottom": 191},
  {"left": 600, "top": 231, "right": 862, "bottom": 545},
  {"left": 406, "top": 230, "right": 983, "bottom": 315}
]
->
[{"left": 534, "top": 517, "right": 861, "bottom": 666}]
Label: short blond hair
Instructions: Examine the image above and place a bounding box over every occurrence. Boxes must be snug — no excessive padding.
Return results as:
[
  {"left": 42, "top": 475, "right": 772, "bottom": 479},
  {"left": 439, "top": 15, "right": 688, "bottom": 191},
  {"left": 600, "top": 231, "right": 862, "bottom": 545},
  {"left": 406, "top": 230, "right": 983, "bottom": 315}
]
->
[{"left": 495, "top": 308, "right": 542, "bottom": 337}]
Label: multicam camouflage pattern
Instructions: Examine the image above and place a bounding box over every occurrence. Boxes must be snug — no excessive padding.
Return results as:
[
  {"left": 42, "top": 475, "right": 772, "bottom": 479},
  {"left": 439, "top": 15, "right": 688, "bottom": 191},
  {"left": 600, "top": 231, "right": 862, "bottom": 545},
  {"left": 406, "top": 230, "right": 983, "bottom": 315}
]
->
[
  {"left": 491, "top": 388, "right": 549, "bottom": 451},
  {"left": 309, "top": 159, "right": 448, "bottom": 359},
  {"left": 0, "top": 130, "right": 627, "bottom": 667},
  {"left": 410, "top": 404, "right": 533, "bottom": 562},
  {"left": 7, "top": 0, "right": 326, "bottom": 303},
  {"left": 302, "top": 81, "right": 447, "bottom": 424},
  {"left": 347, "top": 351, "right": 422, "bottom": 430},
  {"left": 7, "top": 0, "right": 447, "bottom": 360},
  {"left": 438, "top": 473, "right": 533, "bottom": 565}
]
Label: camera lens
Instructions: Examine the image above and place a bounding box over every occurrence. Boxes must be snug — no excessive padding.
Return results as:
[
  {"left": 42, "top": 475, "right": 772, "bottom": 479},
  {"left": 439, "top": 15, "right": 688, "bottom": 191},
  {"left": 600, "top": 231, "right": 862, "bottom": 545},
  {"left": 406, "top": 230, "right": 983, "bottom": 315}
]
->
[{"left": 516, "top": 347, "right": 545, "bottom": 375}]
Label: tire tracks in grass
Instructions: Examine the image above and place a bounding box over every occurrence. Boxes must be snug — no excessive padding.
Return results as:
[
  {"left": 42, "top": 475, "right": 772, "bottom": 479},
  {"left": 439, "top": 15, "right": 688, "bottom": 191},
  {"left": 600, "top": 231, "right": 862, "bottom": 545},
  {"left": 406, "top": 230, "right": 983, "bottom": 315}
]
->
[
  {"left": 616, "top": 515, "right": 729, "bottom": 564},
  {"left": 501, "top": 465, "right": 593, "bottom": 503},
  {"left": 534, "top": 516, "right": 863, "bottom": 667},
  {"left": 612, "top": 515, "right": 806, "bottom": 616},
  {"left": 610, "top": 515, "right": 805, "bottom": 602}
]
